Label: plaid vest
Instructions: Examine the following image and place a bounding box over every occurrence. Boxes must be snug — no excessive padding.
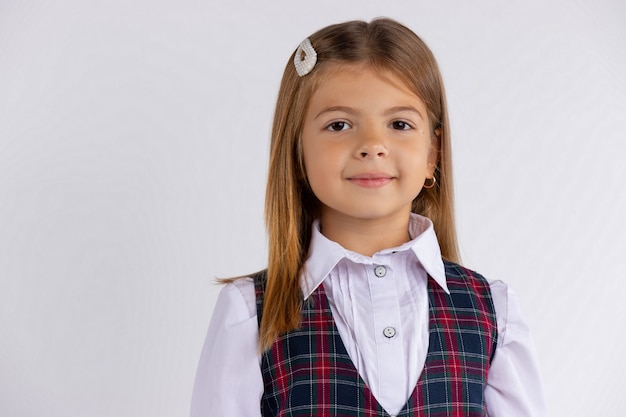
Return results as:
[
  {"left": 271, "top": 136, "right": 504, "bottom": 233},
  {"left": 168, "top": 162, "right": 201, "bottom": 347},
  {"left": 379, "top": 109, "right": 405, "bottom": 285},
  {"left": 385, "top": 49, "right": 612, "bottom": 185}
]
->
[{"left": 253, "top": 261, "right": 498, "bottom": 417}]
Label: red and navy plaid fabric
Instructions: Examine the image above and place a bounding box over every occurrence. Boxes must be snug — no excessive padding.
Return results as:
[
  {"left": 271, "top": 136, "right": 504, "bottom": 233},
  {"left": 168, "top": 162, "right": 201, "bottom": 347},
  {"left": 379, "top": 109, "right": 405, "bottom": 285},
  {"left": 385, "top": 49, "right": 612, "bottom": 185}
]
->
[{"left": 253, "top": 261, "right": 498, "bottom": 417}]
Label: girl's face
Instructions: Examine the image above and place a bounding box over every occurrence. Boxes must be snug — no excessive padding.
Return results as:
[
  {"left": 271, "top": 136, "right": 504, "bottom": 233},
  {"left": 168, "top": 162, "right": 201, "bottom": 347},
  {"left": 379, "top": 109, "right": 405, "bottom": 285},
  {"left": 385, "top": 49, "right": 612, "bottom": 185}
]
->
[{"left": 301, "top": 64, "right": 438, "bottom": 230}]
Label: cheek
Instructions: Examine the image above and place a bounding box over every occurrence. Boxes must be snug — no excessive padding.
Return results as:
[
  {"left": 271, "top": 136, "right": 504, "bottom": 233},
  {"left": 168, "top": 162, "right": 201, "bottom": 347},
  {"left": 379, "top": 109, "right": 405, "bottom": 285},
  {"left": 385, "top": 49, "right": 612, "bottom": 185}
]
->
[
  {"left": 303, "top": 138, "right": 341, "bottom": 173},
  {"left": 302, "top": 140, "right": 326, "bottom": 188},
  {"left": 399, "top": 143, "right": 431, "bottom": 172},
  {"left": 304, "top": 158, "right": 332, "bottom": 192},
  {"left": 303, "top": 147, "right": 347, "bottom": 205}
]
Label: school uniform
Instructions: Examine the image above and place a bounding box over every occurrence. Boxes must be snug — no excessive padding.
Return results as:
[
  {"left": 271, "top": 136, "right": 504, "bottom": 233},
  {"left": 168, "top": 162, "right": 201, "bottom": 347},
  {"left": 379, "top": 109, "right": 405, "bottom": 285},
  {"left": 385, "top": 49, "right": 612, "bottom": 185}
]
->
[{"left": 191, "top": 214, "right": 547, "bottom": 416}]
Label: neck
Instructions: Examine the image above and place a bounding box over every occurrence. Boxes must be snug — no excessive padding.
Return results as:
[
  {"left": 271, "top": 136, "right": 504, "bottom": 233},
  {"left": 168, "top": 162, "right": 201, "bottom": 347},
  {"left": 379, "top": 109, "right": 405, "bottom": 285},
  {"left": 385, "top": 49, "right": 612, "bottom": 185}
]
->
[{"left": 319, "top": 211, "right": 412, "bottom": 257}]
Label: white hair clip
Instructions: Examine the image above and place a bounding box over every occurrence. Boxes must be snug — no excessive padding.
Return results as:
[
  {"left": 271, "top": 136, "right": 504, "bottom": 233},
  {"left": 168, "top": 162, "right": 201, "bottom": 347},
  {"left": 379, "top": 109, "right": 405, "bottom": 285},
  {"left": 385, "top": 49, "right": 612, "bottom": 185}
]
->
[{"left": 293, "top": 38, "right": 317, "bottom": 77}]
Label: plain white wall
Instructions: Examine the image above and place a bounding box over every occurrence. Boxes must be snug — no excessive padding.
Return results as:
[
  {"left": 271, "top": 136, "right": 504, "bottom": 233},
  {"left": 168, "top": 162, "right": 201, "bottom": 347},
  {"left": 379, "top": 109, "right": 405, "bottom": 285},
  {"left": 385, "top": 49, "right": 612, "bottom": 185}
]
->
[{"left": 1, "top": 0, "right": 624, "bottom": 416}]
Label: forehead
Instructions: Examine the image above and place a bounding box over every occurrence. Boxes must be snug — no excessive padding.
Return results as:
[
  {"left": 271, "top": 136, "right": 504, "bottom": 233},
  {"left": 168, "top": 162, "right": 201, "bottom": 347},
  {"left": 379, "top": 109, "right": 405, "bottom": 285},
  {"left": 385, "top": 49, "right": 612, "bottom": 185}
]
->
[
  {"left": 307, "top": 63, "right": 425, "bottom": 111},
  {"left": 317, "top": 62, "right": 413, "bottom": 92}
]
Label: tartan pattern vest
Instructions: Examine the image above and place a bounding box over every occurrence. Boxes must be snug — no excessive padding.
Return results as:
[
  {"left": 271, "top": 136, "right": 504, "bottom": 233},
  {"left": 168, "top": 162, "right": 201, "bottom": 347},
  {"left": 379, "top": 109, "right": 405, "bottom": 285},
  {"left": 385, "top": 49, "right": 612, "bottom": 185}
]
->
[{"left": 253, "top": 261, "right": 498, "bottom": 417}]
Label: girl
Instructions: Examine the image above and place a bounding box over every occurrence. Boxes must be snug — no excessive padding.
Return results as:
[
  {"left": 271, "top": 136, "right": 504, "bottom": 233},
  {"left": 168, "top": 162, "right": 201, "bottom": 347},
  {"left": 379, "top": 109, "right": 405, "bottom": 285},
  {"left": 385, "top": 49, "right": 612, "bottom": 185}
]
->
[{"left": 191, "top": 18, "right": 546, "bottom": 417}]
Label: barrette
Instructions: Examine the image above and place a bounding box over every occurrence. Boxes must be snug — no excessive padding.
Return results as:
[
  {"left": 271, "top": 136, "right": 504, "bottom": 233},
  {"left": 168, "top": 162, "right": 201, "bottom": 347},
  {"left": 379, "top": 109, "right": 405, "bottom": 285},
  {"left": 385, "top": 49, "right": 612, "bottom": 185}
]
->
[{"left": 293, "top": 38, "right": 317, "bottom": 77}]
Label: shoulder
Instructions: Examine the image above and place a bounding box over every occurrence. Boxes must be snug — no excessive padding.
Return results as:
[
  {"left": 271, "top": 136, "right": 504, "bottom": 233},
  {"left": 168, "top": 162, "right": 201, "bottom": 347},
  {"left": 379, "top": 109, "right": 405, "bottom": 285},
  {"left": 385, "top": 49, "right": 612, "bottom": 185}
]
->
[
  {"left": 443, "top": 260, "right": 509, "bottom": 301},
  {"left": 442, "top": 262, "right": 525, "bottom": 348},
  {"left": 443, "top": 260, "right": 491, "bottom": 289},
  {"left": 249, "top": 269, "right": 267, "bottom": 288},
  {"left": 218, "top": 276, "right": 258, "bottom": 321},
  {"left": 485, "top": 279, "right": 521, "bottom": 348}
]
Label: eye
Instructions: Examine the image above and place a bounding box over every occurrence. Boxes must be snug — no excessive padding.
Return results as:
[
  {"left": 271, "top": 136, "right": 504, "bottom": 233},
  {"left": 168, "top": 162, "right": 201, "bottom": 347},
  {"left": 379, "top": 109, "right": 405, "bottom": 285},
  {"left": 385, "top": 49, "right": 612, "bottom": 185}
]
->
[
  {"left": 391, "top": 120, "right": 412, "bottom": 130},
  {"left": 326, "top": 121, "right": 350, "bottom": 132}
]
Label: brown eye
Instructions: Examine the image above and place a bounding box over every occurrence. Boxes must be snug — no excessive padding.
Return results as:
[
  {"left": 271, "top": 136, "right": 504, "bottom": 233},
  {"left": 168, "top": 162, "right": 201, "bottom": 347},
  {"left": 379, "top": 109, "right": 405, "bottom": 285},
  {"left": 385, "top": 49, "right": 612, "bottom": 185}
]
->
[
  {"left": 326, "top": 121, "right": 350, "bottom": 131},
  {"left": 391, "top": 121, "right": 411, "bottom": 130}
]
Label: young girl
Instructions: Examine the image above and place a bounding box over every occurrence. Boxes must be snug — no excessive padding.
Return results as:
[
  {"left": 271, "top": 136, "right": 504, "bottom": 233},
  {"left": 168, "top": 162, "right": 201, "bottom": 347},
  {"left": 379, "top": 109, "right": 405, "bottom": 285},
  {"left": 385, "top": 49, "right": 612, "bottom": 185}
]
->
[{"left": 191, "top": 18, "right": 546, "bottom": 417}]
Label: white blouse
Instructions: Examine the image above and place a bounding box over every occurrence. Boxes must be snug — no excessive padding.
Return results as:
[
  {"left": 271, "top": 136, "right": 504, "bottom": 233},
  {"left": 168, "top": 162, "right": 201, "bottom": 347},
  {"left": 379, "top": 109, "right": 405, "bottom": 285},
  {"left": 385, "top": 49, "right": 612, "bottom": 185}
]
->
[{"left": 191, "top": 214, "right": 547, "bottom": 417}]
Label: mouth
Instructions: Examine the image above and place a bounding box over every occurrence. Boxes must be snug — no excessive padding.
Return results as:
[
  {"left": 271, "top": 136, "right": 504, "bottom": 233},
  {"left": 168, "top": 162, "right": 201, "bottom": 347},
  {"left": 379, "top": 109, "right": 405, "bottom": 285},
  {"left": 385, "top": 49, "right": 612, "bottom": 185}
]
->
[{"left": 347, "top": 173, "right": 395, "bottom": 188}]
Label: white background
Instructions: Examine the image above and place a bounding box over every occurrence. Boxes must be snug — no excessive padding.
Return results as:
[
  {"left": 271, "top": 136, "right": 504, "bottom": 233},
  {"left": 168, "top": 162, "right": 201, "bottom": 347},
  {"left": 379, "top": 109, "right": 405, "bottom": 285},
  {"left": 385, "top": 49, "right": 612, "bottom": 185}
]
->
[{"left": 1, "top": 0, "right": 625, "bottom": 416}]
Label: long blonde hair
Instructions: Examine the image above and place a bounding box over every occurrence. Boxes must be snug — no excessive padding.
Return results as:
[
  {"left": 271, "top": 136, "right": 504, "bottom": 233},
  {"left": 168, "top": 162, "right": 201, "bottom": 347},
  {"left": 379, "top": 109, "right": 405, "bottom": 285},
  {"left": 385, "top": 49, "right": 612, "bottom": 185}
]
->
[{"left": 261, "top": 18, "right": 458, "bottom": 351}]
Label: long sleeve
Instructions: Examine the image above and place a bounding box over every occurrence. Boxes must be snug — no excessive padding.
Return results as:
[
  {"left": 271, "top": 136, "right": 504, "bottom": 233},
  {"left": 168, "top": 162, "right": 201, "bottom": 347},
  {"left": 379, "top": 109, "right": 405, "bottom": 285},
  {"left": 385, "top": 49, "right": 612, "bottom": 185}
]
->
[
  {"left": 190, "top": 281, "right": 263, "bottom": 417},
  {"left": 486, "top": 280, "right": 548, "bottom": 416}
]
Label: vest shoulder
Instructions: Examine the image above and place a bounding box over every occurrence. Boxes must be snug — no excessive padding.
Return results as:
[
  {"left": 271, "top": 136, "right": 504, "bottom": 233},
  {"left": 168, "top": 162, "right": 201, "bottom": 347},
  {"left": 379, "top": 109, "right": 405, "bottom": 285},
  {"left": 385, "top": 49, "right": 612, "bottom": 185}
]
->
[
  {"left": 250, "top": 269, "right": 267, "bottom": 284},
  {"left": 443, "top": 260, "right": 489, "bottom": 286}
]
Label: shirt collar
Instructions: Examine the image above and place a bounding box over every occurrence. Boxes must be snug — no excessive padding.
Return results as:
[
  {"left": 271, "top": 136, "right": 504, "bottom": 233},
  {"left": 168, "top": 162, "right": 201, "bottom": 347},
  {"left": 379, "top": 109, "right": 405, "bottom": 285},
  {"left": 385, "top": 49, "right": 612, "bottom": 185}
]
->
[{"left": 301, "top": 213, "right": 449, "bottom": 299}]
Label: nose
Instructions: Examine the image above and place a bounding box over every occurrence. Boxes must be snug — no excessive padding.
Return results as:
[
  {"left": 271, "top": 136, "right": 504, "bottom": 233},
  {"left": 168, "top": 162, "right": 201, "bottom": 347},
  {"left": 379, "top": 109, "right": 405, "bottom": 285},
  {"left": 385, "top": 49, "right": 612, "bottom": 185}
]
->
[{"left": 354, "top": 127, "right": 388, "bottom": 159}]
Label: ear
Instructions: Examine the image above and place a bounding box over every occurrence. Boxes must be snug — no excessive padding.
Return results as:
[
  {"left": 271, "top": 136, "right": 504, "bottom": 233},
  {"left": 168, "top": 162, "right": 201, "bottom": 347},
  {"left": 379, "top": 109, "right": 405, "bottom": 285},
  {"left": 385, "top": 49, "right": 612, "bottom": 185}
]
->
[{"left": 427, "top": 128, "right": 441, "bottom": 177}]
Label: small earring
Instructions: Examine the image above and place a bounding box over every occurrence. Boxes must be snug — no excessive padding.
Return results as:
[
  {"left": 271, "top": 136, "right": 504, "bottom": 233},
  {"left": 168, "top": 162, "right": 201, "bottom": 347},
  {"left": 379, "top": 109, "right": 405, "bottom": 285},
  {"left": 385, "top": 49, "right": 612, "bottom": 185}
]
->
[{"left": 423, "top": 177, "right": 436, "bottom": 189}]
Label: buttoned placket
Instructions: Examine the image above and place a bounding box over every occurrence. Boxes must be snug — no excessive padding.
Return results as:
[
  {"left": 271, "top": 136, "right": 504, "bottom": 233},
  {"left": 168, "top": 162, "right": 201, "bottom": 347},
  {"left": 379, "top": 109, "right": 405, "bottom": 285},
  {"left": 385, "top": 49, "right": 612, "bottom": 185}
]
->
[{"left": 367, "top": 256, "right": 406, "bottom": 399}]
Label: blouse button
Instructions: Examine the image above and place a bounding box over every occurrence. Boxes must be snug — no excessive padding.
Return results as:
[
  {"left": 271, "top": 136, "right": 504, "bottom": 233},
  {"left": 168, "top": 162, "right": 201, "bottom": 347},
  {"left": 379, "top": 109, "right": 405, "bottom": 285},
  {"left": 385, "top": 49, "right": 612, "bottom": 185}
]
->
[
  {"left": 374, "top": 265, "right": 387, "bottom": 278},
  {"left": 383, "top": 326, "right": 396, "bottom": 338}
]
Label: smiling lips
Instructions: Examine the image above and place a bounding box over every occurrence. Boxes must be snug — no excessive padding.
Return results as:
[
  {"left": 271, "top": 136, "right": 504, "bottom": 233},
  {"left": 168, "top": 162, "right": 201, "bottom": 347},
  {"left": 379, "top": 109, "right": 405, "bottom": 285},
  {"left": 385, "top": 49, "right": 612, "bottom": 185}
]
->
[{"left": 347, "top": 173, "right": 394, "bottom": 188}]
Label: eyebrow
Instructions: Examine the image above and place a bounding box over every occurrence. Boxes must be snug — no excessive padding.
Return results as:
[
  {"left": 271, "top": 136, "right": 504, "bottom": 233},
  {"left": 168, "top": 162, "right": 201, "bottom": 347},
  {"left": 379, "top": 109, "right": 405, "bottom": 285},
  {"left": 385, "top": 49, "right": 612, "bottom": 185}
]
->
[
  {"left": 383, "top": 106, "right": 424, "bottom": 120},
  {"left": 313, "top": 106, "right": 356, "bottom": 120},
  {"left": 313, "top": 105, "right": 424, "bottom": 120}
]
